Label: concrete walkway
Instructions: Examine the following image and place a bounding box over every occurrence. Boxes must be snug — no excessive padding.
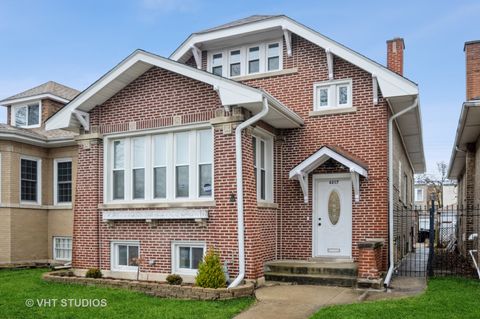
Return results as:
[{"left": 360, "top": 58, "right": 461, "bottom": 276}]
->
[
  {"left": 235, "top": 284, "right": 363, "bottom": 319},
  {"left": 236, "top": 277, "right": 427, "bottom": 319}
]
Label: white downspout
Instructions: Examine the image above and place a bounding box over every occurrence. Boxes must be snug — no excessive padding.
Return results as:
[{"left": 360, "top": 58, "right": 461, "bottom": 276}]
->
[
  {"left": 228, "top": 97, "right": 270, "bottom": 288},
  {"left": 384, "top": 97, "right": 418, "bottom": 288}
]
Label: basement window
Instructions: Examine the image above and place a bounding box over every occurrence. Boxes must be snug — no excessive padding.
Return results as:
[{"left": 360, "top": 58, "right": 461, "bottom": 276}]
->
[
  {"left": 53, "top": 236, "right": 72, "bottom": 261},
  {"left": 172, "top": 241, "right": 206, "bottom": 275},
  {"left": 111, "top": 241, "right": 140, "bottom": 272}
]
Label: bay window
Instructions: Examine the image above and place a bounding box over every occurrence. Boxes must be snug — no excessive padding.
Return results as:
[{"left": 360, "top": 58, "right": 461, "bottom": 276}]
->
[
  {"left": 107, "top": 128, "right": 213, "bottom": 203},
  {"left": 54, "top": 159, "right": 72, "bottom": 204},
  {"left": 175, "top": 132, "right": 190, "bottom": 198}
]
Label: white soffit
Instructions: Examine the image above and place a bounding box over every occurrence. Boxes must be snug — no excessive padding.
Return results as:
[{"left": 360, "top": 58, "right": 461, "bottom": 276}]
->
[
  {"left": 448, "top": 101, "right": 480, "bottom": 178},
  {"left": 170, "top": 15, "right": 418, "bottom": 98},
  {"left": 46, "top": 50, "right": 303, "bottom": 130}
]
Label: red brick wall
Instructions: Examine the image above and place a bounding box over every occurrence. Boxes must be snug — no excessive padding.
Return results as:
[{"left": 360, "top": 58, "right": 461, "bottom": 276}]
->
[
  {"left": 240, "top": 35, "right": 389, "bottom": 268},
  {"left": 465, "top": 41, "right": 480, "bottom": 101}
]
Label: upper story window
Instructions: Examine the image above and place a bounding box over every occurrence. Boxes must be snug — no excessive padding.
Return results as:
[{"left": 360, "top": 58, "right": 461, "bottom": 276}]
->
[
  {"left": 208, "top": 39, "right": 283, "bottom": 78},
  {"left": 21, "top": 157, "right": 41, "bottom": 204},
  {"left": 212, "top": 53, "right": 223, "bottom": 76},
  {"left": 13, "top": 102, "right": 41, "bottom": 128},
  {"left": 106, "top": 128, "right": 213, "bottom": 203},
  {"left": 313, "top": 79, "right": 352, "bottom": 111},
  {"left": 252, "top": 131, "right": 274, "bottom": 203},
  {"left": 229, "top": 50, "right": 241, "bottom": 77},
  {"left": 415, "top": 188, "right": 424, "bottom": 202},
  {"left": 267, "top": 43, "right": 280, "bottom": 71}
]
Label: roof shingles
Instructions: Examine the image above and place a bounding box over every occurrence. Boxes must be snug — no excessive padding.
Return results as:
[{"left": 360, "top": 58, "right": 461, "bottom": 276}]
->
[{"left": 1, "top": 81, "right": 79, "bottom": 104}]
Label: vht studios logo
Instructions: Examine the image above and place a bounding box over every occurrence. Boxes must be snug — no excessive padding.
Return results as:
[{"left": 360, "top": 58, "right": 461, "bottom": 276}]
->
[{"left": 25, "top": 298, "right": 107, "bottom": 308}]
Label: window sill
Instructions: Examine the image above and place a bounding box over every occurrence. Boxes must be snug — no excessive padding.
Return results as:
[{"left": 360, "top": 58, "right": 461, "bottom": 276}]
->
[
  {"left": 309, "top": 107, "right": 357, "bottom": 117},
  {"left": 99, "top": 201, "right": 216, "bottom": 210},
  {"left": 232, "top": 68, "right": 298, "bottom": 81},
  {"left": 0, "top": 203, "right": 73, "bottom": 210},
  {"left": 257, "top": 202, "right": 279, "bottom": 209},
  {"left": 111, "top": 267, "right": 138, "bottom": 273}
]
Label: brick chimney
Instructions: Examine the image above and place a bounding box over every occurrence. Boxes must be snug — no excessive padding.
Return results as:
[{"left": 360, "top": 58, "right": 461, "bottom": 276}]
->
[
  {"left": 387, "top": 38, "right": 405, "bottom": 76},
  {"left": 465, "top": 40, "right": 480, "bottom": 101}
]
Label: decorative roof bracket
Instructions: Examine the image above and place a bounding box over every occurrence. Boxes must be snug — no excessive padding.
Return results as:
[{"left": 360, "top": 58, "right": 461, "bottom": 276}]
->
[
  {"left": 326, "top": 48, "right": 334, "bottom": 80},
  {"left": 282, "top": 27, "right": 292, "bottom": 57},
  {"left": 73, "top": 110, "right": 90, "bottom": 131},
  {"left": 191, "top": 45, "right": 202, "bottom": 69}
]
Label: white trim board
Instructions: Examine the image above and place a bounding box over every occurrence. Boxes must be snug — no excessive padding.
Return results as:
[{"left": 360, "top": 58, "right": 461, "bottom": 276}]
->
[{"left": 102, "top": 209, "right": 208, "bottom": 221}]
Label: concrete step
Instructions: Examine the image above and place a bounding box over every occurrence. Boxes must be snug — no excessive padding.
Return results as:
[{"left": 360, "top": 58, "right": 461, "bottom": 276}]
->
[
  {"left": 265, "top": 260, "right": 358, "bottom": 277},
  {"left": 264, "top": 272, "right": 357, "bottom": 287}
]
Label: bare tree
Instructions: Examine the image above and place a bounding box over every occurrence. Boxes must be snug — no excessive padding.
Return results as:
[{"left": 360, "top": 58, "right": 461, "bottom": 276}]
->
[{"left": 415, "top": 161, "right": 451, "bottom": 208}]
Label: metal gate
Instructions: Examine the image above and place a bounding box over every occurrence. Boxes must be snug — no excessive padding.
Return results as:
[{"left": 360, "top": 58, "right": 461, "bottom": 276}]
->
[{"left": 394, "top": 201, "right": 480, "bottom": 278}]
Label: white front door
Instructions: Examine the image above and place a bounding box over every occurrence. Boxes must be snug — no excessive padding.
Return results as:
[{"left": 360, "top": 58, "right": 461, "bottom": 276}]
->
[{"left": 313, "top": 174, "right": 352, "bottom": 258}]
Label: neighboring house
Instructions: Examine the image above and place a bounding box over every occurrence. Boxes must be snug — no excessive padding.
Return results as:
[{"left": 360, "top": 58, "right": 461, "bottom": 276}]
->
[
  {"left": 45, "top": 15, "right": 425, "bottom": 287},
  {"left": 414, "top": 183, "right": 428, "bottom": 207},
  {"left": 448, "top": 40, "right": 480, "bottom": 257},
  {"left": 0, "top": 81, "right": 79, "bottom": 265},
  {"left": 442, "top": 183, "right": 457, "bottom": 208}
]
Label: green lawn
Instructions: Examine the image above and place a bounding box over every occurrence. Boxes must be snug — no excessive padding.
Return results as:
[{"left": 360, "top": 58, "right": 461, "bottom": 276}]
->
[
  {"left": 312, "top": 277, "right": 480, "bottom": 319},
  {"left": 0, "top": 268, "right": 253, "bottom": 319}
]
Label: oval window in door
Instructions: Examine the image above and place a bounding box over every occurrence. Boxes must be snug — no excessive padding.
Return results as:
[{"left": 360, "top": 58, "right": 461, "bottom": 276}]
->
[{"left": 328, "top": 190, "right": 341, "bottom": 225}]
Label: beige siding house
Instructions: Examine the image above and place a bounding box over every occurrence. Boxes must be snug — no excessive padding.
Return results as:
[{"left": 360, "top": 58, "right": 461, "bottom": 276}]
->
[{"left": 0, "top": 81, "right": 79, "bottom": 265}]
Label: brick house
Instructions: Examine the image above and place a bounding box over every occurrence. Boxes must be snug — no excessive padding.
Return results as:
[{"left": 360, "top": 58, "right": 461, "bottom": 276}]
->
[
  {"left": 448, "top": 40, "right": 480, "bottom": 258},
  {"left": 46, "top": 15, "right": 425, "bottom": 287},
  {"left": 0, "top": 81, "right": 79, "bottom": 265}
]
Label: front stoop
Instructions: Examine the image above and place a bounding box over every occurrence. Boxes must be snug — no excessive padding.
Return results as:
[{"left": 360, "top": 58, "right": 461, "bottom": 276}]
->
[{"left": 264, "top": 260, "right": 358, "bottom": 287}]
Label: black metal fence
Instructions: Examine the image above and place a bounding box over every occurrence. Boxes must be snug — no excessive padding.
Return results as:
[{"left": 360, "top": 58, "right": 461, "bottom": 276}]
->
[{"left": 393, "top": 204, "right": 480, "bottom": 279}]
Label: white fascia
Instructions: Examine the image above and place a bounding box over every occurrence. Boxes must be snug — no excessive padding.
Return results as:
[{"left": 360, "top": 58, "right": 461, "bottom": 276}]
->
[
  {"left": 170, "top": 16, "right": 418, "bottom": 98},
  {"left": 1, "top": 93, "right": 70, "bottom": 106}
]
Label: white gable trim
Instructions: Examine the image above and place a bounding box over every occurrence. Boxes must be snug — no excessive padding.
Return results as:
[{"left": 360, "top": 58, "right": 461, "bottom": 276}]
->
[
  {"left": 289, "top": 146, "right": 368, "bottom": 203},
  {"left": 1, "top": 93, "right": 70, "bottom": 106},
  {"left": 171, "top": 16, "right": 418, "bottom": 98},
  {"left": 46, "top": 50, "right": 303, "bottom": 131}
]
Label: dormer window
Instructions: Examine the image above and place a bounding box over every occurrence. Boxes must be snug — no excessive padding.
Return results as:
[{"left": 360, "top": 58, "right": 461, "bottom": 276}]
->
[
  {"left": 13, "top": 102, "right": 41, "bottom": 128},
  {"left": 208, "top": 39, "right": 283, "bottom": 78},
  {"left": 267, "top": 43, "right": 280, "bottom": 71},
  {"left": 212, "top": 53, "right": 223, "bottom": 76},
  {"left": 229, "top": 50, "right": 241, "bottom": 77}
]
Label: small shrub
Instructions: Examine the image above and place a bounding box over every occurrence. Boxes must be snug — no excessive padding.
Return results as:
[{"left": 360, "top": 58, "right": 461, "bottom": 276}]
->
[
  {"left": 85, "top": 268, "right": 103, "bottom": 279},
  {"left": 166, "top": 274, "right": 183, "bottom": 285},
  {"left": 195, "top": 248, "right": 226, "bottom": 288}
]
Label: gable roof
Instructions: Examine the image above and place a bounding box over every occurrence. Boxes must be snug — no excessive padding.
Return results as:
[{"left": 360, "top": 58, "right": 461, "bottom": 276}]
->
[
  {"left": 45, "top": 49, "right": 303, "bottom": 131},
  {"left": 289, "top": 145, "right": 369, "bottom": 179},
  {"left": 0, "top": 81, "right": 79, "bottom": 105},
  {"left": 197, "top": 15, "right": 281, "bottom": 34},
  {"left": 171, "top": 15, "right": 418, "bottom": 98}
]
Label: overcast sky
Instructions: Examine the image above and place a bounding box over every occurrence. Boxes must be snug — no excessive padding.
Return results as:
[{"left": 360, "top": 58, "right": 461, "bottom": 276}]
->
[{"left": 0, "top": 0, "right": 478, "bottom": 175}]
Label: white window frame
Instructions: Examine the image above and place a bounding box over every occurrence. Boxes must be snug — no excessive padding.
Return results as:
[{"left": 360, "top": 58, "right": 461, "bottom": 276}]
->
[
  {"left": 313, "top": 79, "right": 353, "bottom": 111},
  {"left": 253, "top": 128, "right": 274, "bottom": 203},
  {"left": 53, "top": 236, "right": 72, "bottom": 261},
  {"left": 247, "top": 45, "right": 262, "bottom": 75},
  {"left": 398, "top": 161, "right": 402, "bottom": 201},
  {"left": 53, "top": 158, "right": 73, "bottom": 206},
  {"left": 228, "top": 48, "right": 243, "bottom": 77},
  {"left": 111, "top": 240, "right": 140, "bottom": 272},
  {"left": 171, "top": 241, "right": 206, "bottom": 276},
  {"left": 104, "top": 124, "right": 214, "bottom": 204},
  {"left": 266, "top": 41, "right": 282, "bottom": 72},
  {"left": 20, "top": 156, "right": 42, "bottom": 205},
  {"left": 211, "top": 52, "right": 224, "bottom": 77},
  {"left": 415, "top": 188, "right": 424, "bottom": 202},
  {"left": 207, "top": 38, "right": 283, "bottom": 78},
  {"left": 11, "top": 101, "right": 42, "bottom": 128}
]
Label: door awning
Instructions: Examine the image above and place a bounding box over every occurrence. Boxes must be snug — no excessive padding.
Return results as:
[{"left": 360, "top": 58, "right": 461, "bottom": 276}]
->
[{"left": 289, "top": 145, "right": 368, "bottom": 203}]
